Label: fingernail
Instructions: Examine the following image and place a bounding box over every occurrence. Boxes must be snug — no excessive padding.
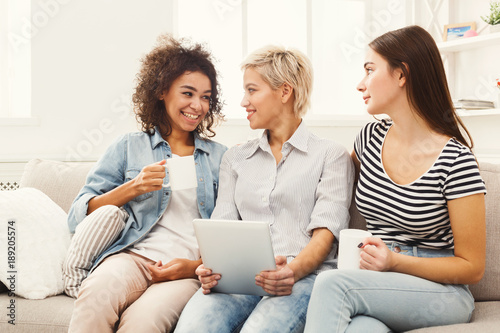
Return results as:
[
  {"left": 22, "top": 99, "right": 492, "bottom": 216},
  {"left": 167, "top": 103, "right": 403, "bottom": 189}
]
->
[{"left": 357, "top": 242, "right": 364, "bottom": 248}]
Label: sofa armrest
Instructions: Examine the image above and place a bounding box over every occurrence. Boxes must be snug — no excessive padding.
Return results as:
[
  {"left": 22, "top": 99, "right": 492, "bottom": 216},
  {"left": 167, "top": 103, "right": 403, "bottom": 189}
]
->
[{"left": 19, "top": 159, "right": 95, "bottom": 213}]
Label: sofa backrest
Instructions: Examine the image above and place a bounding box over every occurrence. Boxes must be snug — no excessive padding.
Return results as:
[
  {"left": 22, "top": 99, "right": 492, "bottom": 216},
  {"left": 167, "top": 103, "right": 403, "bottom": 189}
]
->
[
  {"left": 18, "top": 159, "right": 500, "bottom": 301},
  {"left": 348, "top": 162, "right": 500, "bottom": 302},
  {"left": 19, "top": 159, "right": 95, "bottom": 213},
  {"left": 469, "top": 162, "right": 500, "bottom": 301}
]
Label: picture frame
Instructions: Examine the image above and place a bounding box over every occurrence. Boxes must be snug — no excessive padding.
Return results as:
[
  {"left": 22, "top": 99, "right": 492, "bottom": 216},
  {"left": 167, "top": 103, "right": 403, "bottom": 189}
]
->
[{"left": 443, "top": 22, "right": 476, "bottom": 41}]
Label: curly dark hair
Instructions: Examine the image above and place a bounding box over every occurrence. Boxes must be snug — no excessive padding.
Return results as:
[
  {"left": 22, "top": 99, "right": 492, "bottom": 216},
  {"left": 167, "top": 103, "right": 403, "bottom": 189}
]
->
[{"left": 132, "top": 34, "right": 224, "bottom": 138}]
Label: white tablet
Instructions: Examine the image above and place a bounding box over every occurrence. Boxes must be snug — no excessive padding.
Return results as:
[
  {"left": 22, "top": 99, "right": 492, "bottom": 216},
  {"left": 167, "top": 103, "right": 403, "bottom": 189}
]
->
[{"left": 193, "top": 219, "right": 276, "bottom": 296}]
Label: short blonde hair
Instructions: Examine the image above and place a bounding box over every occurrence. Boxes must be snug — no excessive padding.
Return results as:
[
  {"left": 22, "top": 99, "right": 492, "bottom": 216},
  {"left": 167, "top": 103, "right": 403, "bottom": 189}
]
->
[{"left": 241, "top": 45, "right": 313, "bottom": 117}]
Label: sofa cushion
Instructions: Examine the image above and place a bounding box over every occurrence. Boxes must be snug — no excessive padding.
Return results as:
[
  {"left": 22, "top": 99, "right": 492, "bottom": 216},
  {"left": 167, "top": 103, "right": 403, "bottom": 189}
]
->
[
  {"left": 406, "top": 301, "right": 500, "bottom": 332},
  {"left": 0, "top": 188, "right": 70, "bottom": 299},
  {"left": 0, "top": 294, "right": 74, "bottom": 332},
  {"left": 19, "top": 159, "right": 95, "bottom": 213},
  {"left": 348, "top": 187, "right": 367, "bottom": 231},
  {"left": 469, "top": 162, "right": 500, "bottom": 301},
  {"left": 63, "top": 205, "right": 127, "bottom": 298}
]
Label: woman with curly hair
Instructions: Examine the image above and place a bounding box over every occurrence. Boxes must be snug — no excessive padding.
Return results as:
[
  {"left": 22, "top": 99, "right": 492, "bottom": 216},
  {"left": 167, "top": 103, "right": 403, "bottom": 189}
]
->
[{"left": 65, "top": 34, "right": 227, "bottom": 332}]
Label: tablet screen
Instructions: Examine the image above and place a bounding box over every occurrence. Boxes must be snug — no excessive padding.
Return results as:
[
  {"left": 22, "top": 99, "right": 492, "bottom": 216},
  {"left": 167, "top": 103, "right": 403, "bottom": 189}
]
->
[{"left": 193, "top": 219, "right": 276, "bottom": 296}]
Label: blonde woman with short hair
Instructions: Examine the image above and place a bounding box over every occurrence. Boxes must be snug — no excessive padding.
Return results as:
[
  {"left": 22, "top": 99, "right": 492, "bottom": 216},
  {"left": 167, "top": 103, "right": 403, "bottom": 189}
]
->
[{"left": 175, "top": 46, "right": 354, "bottom": 332}]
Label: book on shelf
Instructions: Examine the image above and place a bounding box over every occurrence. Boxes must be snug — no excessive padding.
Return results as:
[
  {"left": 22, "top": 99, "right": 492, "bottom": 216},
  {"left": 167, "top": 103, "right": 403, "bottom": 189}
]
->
[{"left": 453, "top": 99, "right": 495, "bottom": 110}]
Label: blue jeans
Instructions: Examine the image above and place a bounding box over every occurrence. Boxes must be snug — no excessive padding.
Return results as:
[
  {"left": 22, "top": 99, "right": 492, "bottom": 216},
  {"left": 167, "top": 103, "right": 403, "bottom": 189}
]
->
[
  {"left": 175, "top": 274, "right": 316, "bottom": 333},
  {"left": 304, "top": 243, "right": 475, "bottom": 333}
]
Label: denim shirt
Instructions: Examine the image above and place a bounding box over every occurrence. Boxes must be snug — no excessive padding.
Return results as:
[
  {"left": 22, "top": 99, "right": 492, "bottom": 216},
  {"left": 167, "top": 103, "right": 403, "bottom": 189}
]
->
[{"left": 67, "top": 129, "right": 227, "bottom": 270}]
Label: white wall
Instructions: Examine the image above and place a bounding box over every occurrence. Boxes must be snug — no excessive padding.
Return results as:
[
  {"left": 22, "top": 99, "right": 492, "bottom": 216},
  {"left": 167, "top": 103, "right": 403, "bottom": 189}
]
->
[
  {"left": 1, "top": 0, "right": 173, "bottom": 162},
  {"left": 452, "top": 0, "right": 500, "bottom": 162},
  {"left": 0, "top": 0, "right": 499, "bottom": 166}
]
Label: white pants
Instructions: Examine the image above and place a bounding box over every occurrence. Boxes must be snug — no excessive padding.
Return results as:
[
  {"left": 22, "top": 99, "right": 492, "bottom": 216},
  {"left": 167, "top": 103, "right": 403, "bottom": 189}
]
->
[{"left": 69, "top": 251, "right": 200, "bottom": 333}]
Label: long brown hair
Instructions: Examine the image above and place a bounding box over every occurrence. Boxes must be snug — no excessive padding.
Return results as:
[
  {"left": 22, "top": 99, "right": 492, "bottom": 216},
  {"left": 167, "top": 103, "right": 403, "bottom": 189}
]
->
[{"left": 369, "top": 25, "right": 473, "bottom": 149}]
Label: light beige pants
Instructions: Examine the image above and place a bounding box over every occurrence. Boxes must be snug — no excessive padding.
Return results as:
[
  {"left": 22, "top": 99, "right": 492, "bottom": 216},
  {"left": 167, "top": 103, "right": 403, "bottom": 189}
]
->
[{"left": 68, "top": 251, "right": 200, "bottom": 333}]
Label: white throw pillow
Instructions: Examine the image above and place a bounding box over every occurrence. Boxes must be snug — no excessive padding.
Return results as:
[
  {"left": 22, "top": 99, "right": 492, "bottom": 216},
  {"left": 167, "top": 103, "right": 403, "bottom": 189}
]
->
[{"left": 0, "top": 188, "right": 71, "bottom": 299}]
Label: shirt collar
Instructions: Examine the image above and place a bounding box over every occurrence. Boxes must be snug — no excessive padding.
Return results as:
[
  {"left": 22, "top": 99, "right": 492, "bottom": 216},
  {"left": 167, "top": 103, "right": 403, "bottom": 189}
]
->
[
  {"left": 150, "top": 127, "right": 211, "bottom": 154},
  {"left": 285, "top": 120, "right": 309, "bottom": 153},
  {"left": 246, "top": 119, "right": 309, "bottom": 158},
  {"left": 151, "top": 127, "right": 165, "bottom": 149},
  {"left": 193, "top": 132, "right": 211, "bottom": 154}
]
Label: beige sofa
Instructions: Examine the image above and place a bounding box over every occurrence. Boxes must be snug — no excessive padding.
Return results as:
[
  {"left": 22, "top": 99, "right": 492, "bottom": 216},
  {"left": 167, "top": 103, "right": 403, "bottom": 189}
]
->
[{"left": 0, "top": 158, "right": 499, "bottom": 332}]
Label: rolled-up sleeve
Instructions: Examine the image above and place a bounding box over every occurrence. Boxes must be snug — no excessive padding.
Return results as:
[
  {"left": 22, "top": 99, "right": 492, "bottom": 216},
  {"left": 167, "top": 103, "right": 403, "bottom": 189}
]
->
[
  {"left": 67, "top": 135, "right": 127, "bottom": 232},
  {"left": 306, "top": 144, "right": 354, "bottom": 241},
  {"left": 211, "top": 148, "right": 241, "bottom": 220}
]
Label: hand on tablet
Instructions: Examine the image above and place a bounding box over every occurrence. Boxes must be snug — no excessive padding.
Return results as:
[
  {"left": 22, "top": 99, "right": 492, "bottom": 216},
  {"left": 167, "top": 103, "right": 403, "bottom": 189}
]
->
[
  {"left": 195, "top": 264, "right": 221, "bottom": 295},
  {"left": 255, "top": 256, "right": 295, "bottom": 296}
]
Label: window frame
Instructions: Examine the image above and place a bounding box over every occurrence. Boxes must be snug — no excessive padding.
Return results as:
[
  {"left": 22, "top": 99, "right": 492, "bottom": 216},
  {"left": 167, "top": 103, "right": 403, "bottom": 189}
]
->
[
  {"left": 0, "top": 0, "right": 33, "bottom": 123},
  {"left": 173, "top": 0, "right": 412, "bottom": 122}
]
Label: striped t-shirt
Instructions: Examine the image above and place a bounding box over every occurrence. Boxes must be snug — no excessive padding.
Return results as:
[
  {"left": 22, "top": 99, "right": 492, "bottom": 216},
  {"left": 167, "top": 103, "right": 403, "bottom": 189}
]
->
[{"left": 354, "top": 119, "right": 486, "bottom": 249}]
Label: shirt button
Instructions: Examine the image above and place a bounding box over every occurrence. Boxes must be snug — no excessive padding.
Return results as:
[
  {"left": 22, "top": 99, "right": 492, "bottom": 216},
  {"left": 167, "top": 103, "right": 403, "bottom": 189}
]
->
[
  {"left": 394, "top": 246, "right": 401, "bottom": 253},
  {"left": 199, "top": 178, "right": 203, "bottom": 182},
  {"left": 262, "top": 197, "right": 267, "bottom": 202},
  {"left": 200, "top": 202, "right": 204, "bottom": 206}
]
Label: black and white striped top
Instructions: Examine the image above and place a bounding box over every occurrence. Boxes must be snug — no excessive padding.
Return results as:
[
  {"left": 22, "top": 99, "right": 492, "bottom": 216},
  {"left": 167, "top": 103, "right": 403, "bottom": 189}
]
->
[{"left": 354, "top": 119, "right": 486, "bottom": 249}]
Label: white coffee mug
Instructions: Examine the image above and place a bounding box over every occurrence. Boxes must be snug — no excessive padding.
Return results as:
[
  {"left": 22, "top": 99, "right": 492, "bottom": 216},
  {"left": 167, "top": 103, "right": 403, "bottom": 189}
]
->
[
  {"left": 337, "top": 229, "right": 372, "bottom": 270},
  {"left": 162, "top": 155, "right": 198, "bottom": 191}
]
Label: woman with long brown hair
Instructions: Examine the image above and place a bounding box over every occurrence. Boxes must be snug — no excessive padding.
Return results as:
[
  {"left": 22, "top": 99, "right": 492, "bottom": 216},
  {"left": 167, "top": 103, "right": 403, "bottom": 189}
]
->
[{"left": 305, "top": 25, "right": 486, "bottom": 332}]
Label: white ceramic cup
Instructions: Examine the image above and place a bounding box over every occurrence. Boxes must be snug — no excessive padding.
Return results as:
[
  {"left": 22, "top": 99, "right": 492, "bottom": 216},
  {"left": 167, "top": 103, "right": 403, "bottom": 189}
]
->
[
  {"left": 162, "top": 155, "right": 198, "bottom": 191},
  {"left": 337, "top": 229, "right": 372, "bottom": 270}
]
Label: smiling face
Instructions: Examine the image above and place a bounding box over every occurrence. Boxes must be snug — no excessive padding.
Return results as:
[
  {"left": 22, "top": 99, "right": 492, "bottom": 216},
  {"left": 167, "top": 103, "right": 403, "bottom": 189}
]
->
[
  {"left": 160, "top": 71, "right": 211, "bottom": 135},
  {"left": 240, "top": 68, "right": 283, "bottom": 130},
  {"left": 357, "top": 48, "right": 406, "bottom": 116}
]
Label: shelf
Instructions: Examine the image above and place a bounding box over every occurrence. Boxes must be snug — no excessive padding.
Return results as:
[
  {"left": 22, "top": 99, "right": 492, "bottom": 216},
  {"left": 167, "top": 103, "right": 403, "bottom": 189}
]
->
[
  {"left": 437, "top": 32, "right": 500, "bottom": 53},
  {"left": 456, "top": 108, "right": 500, "bottom": 117}
]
